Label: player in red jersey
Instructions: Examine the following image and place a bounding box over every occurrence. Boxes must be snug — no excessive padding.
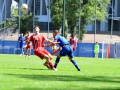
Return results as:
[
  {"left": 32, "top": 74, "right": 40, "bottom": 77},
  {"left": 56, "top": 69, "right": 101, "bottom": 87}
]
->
[
  {"left": 28, "top": 25, "right": 56, "bottom": 70},
  {"left": 69, "top": 35, "right": 78, "bottom": 51},
  {"left": 24, "top": 31, "right": 31, "bottom": 58}
]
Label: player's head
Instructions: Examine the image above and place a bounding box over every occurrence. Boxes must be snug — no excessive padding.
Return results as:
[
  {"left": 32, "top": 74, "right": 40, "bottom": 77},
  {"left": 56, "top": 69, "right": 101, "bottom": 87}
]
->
[
  {"left": 26, "top": 31, "right": 31, "bottom": 35},
  {"left": 34, "top": 25, "right": 40, "bottom": 33},
  {"left": 20, "top": 33, "right": 23, "bottom": 36},
  {"left": 71, "top": 34, "right": 74, "bottom": 38},
  {"left": 53, "top": 30, "right": 59, "bottom": 37}
]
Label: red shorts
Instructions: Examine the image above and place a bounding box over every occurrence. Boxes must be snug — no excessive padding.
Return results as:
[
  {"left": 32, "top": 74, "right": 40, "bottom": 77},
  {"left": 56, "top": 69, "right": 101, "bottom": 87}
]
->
[
  {"left": 26, "top": 45, "right": 31, "bottom": 49},
  {"left": 72, "top": 45, "right": 76, "bottom": 51},
  {"left": 34, "top": 47, "right": 52, "bottom": 60}
]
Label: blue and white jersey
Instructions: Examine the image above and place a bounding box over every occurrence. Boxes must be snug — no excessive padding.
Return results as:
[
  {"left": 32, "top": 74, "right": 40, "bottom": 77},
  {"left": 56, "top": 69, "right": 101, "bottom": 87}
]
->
[
  {"left": 54, "top": 35, "right": 69, "bottom": 47},
  {"left": 18, "top": 36, "right": 25, "bottom": 45}
]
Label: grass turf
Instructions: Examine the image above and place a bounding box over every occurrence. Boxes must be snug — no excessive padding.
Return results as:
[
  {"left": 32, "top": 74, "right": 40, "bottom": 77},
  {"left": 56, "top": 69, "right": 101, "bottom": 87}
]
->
[{"left": 0, "top": 54, "right": 120, "bottom": 90}]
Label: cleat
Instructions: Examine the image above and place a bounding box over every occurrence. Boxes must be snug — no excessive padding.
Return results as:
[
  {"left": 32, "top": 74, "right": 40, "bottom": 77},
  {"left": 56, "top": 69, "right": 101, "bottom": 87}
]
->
[
  {"left": 52, "top": 68, "right": 58, "bottom": 71},
  {"left": 22, "top": 52, "right": 24, "bottom": 55},
  {"left": 78, "top": 69, "right": 81, "bottom": 71},
  {"left": 20, "top": 54, "right": 22, "bottom": 56},
  {"left": 25, "top": 55, "right": 27, "bottom": 58},
  {"left": 43, "top": 62, "right": 50, "bottom": 69}
]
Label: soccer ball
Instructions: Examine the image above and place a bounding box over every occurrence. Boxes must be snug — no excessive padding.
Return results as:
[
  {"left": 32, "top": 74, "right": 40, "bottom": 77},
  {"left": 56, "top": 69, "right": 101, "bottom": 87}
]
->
[
  {"left": 21, "top": 4, "right": 28, "bottom": 12},
  {"left": 52, "top": 45, "right": 57, "bottom": 50}
]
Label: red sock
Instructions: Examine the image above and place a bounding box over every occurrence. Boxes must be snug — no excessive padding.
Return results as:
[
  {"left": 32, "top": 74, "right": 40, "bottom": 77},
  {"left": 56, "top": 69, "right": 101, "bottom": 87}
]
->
[{"left": 48, "top": 62, "right": 54, "bottom": 69}]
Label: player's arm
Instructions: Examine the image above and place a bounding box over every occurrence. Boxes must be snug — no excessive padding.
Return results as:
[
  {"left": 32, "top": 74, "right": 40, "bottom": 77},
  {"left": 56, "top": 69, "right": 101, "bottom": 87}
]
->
[
  {"left": 27, "top": 40, "right": 31, "bottom": 45},
  {"left": 44, "top": 39, "right": 54, "bottom": 47},
  {"left": 18, "top": 38, "right": 21, "bottom": 42},
  {"left": 44, "top": 43, "right": 54, "bottom": 47},
  {"left": 44, "top": 39, "right": 59, "bottom": 47},
  {"left": 51, "top": 46, "right": 62, "bottom": 55}
]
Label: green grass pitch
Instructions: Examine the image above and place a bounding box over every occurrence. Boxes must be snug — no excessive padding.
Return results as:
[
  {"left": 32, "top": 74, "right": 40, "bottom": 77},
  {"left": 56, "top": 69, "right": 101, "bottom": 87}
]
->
[{"left": 0, "top": 54, "right": 120, "bottom": 90}]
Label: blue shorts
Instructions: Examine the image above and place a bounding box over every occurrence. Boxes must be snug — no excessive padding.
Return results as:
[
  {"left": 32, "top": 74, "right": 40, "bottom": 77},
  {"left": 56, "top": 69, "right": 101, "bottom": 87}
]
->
[
  {"left": 59, "top": 45, "right": 74, "bottom": 58},
  {"left": 20, "top": 44, "right": 24, "bottom": 48}
]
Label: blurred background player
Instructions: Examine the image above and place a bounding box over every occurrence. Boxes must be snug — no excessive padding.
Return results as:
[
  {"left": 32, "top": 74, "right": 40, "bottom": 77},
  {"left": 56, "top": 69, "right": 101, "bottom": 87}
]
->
[
  {"left": 28, "top": 25, "right": 56, "bottom": 70},
  {"left": 51, "top": 30, "right": 81, "bottom": 71},
  {"left": 24, "top": 31, "right": 31, "bottom": 58},
  {"left": 18, "top": 33, "right": 25, "bottom": 56},
  {"left": 94, "top": 42, "right": 99, "bottom": 58},
  {"left": 69, "top": 34, "right": 78, "bottom": 51}
]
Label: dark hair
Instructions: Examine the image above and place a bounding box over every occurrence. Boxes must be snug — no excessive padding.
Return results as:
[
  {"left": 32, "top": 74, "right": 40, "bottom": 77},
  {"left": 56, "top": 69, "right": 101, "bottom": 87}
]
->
[
  {"left": 34, "top": 25, "right": 40, "bottom": 29},
  {"left": 26, "top": 31, "right": 31, "bottom": 33},
  {"left": 71, "top": 34, "right": 74, "bottom": 38},
  {"left": 53, "top": 30, "right": 59, "bottom": 33}
]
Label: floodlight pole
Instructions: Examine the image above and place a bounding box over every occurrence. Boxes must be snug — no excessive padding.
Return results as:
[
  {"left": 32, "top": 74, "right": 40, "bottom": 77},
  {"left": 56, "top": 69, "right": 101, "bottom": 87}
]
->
[
  {"left": 18, "top": 0, "right": 21, "bottom": 37},
  {"left": 78, "top": 0, "right": 81, "bottom": 42},
  {"left": 33, "top": 0, "right": 35, "bottom": 33},
  {"left": 4, "top": 0, "right": 6, "bottom": 40},
  {"left": 111, "top": 0, "right": 113, "bottom": 39},
  {"left": 94, "top": 0, "right": 97, "bottom": 43},
  {"left": 47, "top": 0, "right": 50, "bottom": 39},
  {"left": 62, "top": 0, "right": 65, "bottom": 37}
]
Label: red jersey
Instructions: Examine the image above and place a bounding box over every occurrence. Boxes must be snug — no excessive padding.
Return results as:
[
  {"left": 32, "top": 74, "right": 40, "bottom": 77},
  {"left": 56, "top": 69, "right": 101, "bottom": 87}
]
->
[
  {"left": 25, "top": 35, "right": 30, "bottom": 43},
  {"left": 29, "top": 34, "right": 45, "bottom": 50},
  {"left": 25, "top": 35, "right": 31, "bottom": 49},
  {"left": 70, "top": 37, "right": 77, "bottom": 51}
]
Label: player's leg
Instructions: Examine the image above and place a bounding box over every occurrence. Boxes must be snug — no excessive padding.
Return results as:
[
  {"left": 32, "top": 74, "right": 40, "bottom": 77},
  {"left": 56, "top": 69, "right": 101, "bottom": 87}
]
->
[
  {"left": 20, "top": 44, "right": 24, "bottom": 56},
  {"left": 34, "top": 48, "right": 55, "bottom": 70},
  {"left": 23, "top": 45, "right": 27, "bottom": 56},
  {"left": 68, "top": 47, "right": 81, "bottom": 71},
  {"left": 68, "top": 56, "right": 80, "bottom": 71},
  {"left": 25, "top": 48, "right": 28, "bottom": 58},
  {"left": 54, "top": 55, "right": 61, "bottom": 68},
  {"left": 27, "top": 48, "right": 31, "bottom": 58},
  {"left": 43, "top": 53, "right": 52, "bottom": 68},
  {"left": 42, "top": 49, "right": 55, "bottom": 70},
  {"left": 54, "top": 47, "right": 68, "bottom": 68},
  {"left": 43, "top": 55, "right": 55, "bottom": 70}
]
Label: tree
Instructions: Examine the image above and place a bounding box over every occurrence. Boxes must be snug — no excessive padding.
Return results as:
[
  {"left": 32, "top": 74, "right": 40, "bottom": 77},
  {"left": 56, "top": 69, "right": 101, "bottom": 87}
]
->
[
  {"left": 50, "top": 0, "right": 110, "bottom": 40},
  {"left": 50, "top": 0, "right": 63, "bottom": 30},
  {"left": 66, "top": 0, "right": 79, "bottom": 37},
  {"left": 13, "top": 12, "right": 38, "bottom": 34},
  {"left": 12, "top": 5, "right": 39, "bottom": 35},
  {"left": 50, "top": 0, "right": 69, "bottom": 38},
  {"left": 79, "top": 0, "right": 110, "bottom": 40},
  {"left": 0, "top": 5, "right": 38, "bottom": 35}
]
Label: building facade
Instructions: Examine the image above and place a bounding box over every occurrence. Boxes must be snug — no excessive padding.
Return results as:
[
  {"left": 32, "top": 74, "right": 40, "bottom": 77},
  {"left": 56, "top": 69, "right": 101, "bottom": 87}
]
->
[{"left": 0, "top": 0, "right": 120, "bottom": 31}]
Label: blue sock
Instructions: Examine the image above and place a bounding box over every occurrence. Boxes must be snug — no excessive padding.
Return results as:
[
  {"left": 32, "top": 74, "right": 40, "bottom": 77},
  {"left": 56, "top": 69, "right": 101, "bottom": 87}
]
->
[
  {"left": 20, "top": 49, "right": 23, "bottom": 54},
  {"left": 71, "top": 60, "right": 80, "bottom": 71},
  {"left": 54, "top": 57, "right": 60, "bottom": 68}
]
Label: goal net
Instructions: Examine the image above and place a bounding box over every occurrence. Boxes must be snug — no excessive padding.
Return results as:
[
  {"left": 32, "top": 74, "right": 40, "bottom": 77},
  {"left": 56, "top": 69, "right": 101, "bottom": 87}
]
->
[{"left": 102, "top": 39, "right": 120, "bottom": 58}]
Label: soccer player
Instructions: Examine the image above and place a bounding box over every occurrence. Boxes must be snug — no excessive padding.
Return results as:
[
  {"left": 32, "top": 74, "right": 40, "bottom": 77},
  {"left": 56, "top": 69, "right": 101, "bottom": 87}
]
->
[
  {"left": 28, "top": 25, "right": 56, "bottom": 70},
  {"left": 94, "top": 42, "right": 99, "bottom": 58},
  {"left": 69, "top": 34, "right": 78, "bottom": 51},
  {"left": 24, "top": 31, "right": 31, "bottom": 58},
  {"left": 18, "top": 33, "right": 25, "bottom": 56},
  {"left": 51, "top": 30, "right": 81, "bottom": 71}
]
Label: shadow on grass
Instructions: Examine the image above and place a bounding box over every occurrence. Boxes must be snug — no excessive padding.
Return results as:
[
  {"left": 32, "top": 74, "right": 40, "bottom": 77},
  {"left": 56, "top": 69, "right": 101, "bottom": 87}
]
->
[
  {"left": 13, "top": 67, "right": 48, "bottom": 71},
  {"left": 3, "top": 73, "right": 120, "bottom": 83},
  {"left": 0, "top": 67, "right": 49, "bottom": 71},
  {"left": 16, "top": 87, "right": 120, "bottom": 90},
  {"left": 2, "top": 73, "right": 120, "bottom": 90}
]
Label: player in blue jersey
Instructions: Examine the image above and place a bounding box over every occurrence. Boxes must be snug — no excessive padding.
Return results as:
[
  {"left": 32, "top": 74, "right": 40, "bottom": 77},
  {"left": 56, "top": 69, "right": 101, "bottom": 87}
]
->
[
  {"left": 18, "top": 33, "right": 25, "bottom": 56},
  {"left": 51, "top": 30, "right": 81, "bottom": 71}
]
